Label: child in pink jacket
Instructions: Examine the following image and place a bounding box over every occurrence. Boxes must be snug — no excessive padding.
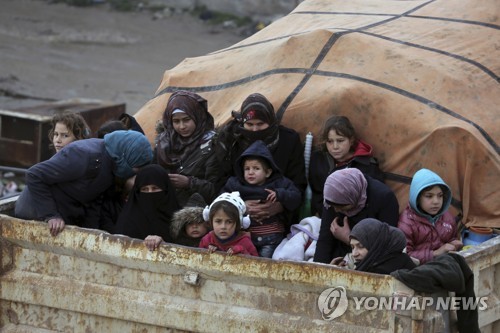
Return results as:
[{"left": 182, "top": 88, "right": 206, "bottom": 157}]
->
[
  {"left": 199, "top": 192, "right": 258, "bottom": 256},
  {"left": 398, "top": 168, "right": 462, "bottom": 264}
]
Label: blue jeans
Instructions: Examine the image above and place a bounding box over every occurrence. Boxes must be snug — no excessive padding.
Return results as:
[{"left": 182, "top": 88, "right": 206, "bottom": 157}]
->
[{"left": 252, "top": 233, "right": 284, "bottom": 258}]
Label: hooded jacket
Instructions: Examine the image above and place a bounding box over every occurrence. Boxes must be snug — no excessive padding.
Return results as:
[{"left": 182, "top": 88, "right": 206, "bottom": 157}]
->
[
  {"left": 309, "top": 139, "right": 384, "bottom": 217},
  {"left": 170, "top": 206, "right": 207, "bottom": 247},
  {"left": 15, "top": 132, "right": 152, "bottom": 229},
  {"left": 221, "top": 140, "right": 302, "bottom": 229},
  {"left": 398, "top": 168, "right": 458, "bottom": 264}
]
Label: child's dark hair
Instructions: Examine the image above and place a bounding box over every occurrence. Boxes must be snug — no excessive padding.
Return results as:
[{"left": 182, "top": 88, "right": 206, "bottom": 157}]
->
[
  {"left": 48, "top": 112, "right": 91, "bottom": 144},
  {"left": 242, "top": 156, "right": 272, "bottom": 172},
  {"left": 209, "top": 201, "right": 241, "bottom": 231},
  {"left": 320, "top": 115, "right": 358, "bottom": 152},
  {"left": 417, "top": 184, "right": 449, "bottom": 211},
  {"left": 97, "top": 120, "right": 127, "bottom": 138}
]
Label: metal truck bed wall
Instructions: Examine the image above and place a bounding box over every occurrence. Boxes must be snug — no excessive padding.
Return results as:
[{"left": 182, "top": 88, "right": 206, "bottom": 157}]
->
[{"left": 0, "top": 204, "right": 498, "bottom": 332}]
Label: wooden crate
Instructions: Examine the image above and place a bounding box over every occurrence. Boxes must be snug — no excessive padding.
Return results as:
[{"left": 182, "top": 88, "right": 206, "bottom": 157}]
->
[{"left": 0, "top": 98, "right": 125, "bottom": 168}]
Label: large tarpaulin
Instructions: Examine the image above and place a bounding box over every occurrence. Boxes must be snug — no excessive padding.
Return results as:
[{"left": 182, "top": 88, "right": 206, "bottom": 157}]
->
[{"left": 136, "top": 0, "right": 500, "bottom": 228}]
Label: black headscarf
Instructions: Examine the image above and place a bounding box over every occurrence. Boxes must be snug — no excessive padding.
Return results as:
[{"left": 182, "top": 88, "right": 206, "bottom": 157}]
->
[
  {"left": 233, "top": 93, "right": 280, "bottom": 152},
  {"left": 156, "top": 90, "right": 215, "bottom": 171},
  {"left": 350, "top": 218, "right": 407, "bottom": 272},
  {"left": 115, "top": 164, "right": 180, "bottom": 241}
]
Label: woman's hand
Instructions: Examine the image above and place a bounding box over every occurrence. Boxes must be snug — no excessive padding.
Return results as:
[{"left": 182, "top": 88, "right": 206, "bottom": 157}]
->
[
  {"left": 168, "top": 174, "right": 190, "bottom": 188},
  {"left": 330, "top": 257, "right": 347, "bottom": 267},
  {"left": 47, "top": 217, "right": 65, "bottom": 236},
  {"left": 265, "top": 189, "right": 277, "bottom": 202},
  {"left": 433, "top": 242, "right": 458, "bottom": 257},
  {"left": 330, "top": 216, "right": 351, "bottom": 244},
  {"left": 144, "top": 235, "right": 163, "bottom": 251},
  {"left": 246, "top": 200, "right": 283, "bottom": 221}
]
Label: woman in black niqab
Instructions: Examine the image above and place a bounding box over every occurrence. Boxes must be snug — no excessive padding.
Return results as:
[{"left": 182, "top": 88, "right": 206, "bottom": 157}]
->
[{"left": 115, "top": 164, "right": 180, "bottom": 241}]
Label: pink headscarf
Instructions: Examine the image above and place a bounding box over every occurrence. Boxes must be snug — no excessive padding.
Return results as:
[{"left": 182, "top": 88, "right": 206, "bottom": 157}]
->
[{"left": 323, "top": 168, "right": 368, "bottom": 217}]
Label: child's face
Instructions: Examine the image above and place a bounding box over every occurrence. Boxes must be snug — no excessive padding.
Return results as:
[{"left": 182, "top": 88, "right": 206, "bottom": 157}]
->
[
  {"left": 185, "top": 222, "right": 209, "bottom": 238},
  {"left": 350, "top": 239, "right": 368, "bottom": 263},
  {"left": 326, "top": 129, "right": 354, "bottom": 162},
  {"left": 172, "top": 113, "right": 196, "bottom": 138},
  {"left": 53, "top": 122, "right": 76, "bottom": 152},
  {"left": 418, "top": 185, "right": 444, "bottom": 216},
  {"left": 243, "top": 159, "right": 272, "bottom": 185},
  {"left": 212, "top": 208, "right": 237, "bottom": 240}
]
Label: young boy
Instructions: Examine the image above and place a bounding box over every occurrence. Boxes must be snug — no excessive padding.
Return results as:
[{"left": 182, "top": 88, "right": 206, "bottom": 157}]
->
[
  {"left": 221, "top": 140, "right": 302, "bottom": 257},
  {"left": 398, "top": 168, "right": 463, "bottom": 264},
  {"left": 144, "top": 193, "right": 209, "bottom": 250},
  {"left": 170, "top": 204, "right": 210, "bottom": 247}
]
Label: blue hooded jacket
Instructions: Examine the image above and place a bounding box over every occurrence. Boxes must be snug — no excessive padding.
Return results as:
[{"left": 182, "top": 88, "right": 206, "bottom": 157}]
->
[{"left": 409, "top": 168, "right": 452, "bottom": 224}]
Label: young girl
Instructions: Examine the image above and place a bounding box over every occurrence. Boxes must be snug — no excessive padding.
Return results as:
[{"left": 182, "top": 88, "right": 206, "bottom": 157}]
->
[
  {"left": 309, "top": 115, "right": 384, "bottom": 217},
  {"left": 115, "top": 164, "right": 180, "bottom": 242},
  {"left": 49, "top": 112, "right": 91, "bottom": 153},
  {"left": 199, "top": 192, "right": 258, "bottom": 256},
  {"left": 398, "top": 168, "right": 462, "bottom": 264}
]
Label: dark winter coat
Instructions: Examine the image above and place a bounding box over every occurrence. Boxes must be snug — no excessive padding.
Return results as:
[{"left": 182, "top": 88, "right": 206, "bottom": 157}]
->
[
  {"left": 222, "top": 140, "right": 302, "bottom": 213},
  {"left": 155, "top": 132, "right": 219, "bottom": 207},
  {"left": 391, "top": 253, "right": 480, "bottom": 333},
  {"left": 15, "top": 139, "right": 115, "bottom": 228},
  {"left": 313, "top": 176, "right": 399, "bottom": 264},
  {"left": 309, "top": 145, "right": 384, "bottom": 217},
  {"left": 215, "top": 121, "right": 307, "bottom": 197}
]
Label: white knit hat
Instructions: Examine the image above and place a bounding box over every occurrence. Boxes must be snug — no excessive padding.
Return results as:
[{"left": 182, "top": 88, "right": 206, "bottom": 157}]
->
[{"left": 203, "top": 191, "right": 251, "bottom": 229}]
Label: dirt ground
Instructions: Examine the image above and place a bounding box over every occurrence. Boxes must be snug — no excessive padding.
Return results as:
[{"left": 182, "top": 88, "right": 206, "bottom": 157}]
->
[{"left": 0, "top": 0, "right": 243, "bottom": 114}]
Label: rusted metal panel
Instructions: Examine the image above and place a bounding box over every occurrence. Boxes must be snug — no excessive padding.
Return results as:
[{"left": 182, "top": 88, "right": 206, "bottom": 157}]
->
[
  {"left": 0, "top": 98, "right": 125, "bottom": 168},
  {"left": 0, "top": 214, "right": 450, "bottom": 333},
  {"left": 1, "top": 207, "right": 498, "bottom": 332}
]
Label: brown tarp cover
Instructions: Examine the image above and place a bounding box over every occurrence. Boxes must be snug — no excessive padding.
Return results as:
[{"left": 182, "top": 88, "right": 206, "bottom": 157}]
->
[{"left": 136, "top": 0, "right": 500, "bottom": 228}]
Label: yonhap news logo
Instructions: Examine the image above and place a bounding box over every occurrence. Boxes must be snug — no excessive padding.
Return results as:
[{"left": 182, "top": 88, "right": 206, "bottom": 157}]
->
[
  {"left": 318, "top": 286, "right": 488, "bottom": 321},
  {"left": 317, "top": 287, "right": 349, "bottom": 320}
]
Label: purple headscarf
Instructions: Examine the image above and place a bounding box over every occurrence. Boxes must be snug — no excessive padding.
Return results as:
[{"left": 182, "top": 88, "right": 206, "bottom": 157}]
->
[{"left": 323, "top": 168, "right": 368, "bottom": 217}]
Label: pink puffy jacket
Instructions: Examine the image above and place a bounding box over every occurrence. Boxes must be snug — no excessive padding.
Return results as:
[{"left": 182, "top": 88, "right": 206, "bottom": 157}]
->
[{"left": 398, "top": 204, "right": 458, "bottom": 264}]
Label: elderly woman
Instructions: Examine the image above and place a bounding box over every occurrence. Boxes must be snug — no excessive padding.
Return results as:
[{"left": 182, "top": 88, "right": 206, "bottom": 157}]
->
[
  {"left": 215, "top": 93, "right": 307, "bottom": 229},
  {"left": 15, "top": 130, "right": 153, "bottom": 236},
  {"left": 313, "top": 168, "right": 399, "bottom": 264},
  {"left": 154, "top": 90, "right": 218, "bottom": 206}
]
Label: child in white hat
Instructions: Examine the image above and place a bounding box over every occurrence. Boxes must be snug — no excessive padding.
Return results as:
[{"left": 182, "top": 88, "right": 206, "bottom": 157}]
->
[{"left": 199, "top": 192, "right": 258, "bottom": 256}]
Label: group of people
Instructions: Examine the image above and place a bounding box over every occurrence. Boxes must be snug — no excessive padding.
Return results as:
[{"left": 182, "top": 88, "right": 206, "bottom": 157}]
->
[{"left": 14, "top": 90, "right": 463, "bottom": 274}]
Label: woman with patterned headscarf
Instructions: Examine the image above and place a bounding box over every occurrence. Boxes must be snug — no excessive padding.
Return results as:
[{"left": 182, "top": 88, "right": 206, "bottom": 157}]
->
[
  {"left": 15, "top": 130, "right": 153, "bottom": 236},
  {"left": 214, "top": 93, "right": 307, "bottom": 231},
  {"left": 154, "top": 90, "right": 218, "bottom": 206},
  {"left": 313, "top": 168, "right": 399, "bottom": 264}
]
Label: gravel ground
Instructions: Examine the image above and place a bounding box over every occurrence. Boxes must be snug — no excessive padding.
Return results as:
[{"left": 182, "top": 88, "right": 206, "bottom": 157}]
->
[{"left": 0, "top": 0, "right": 243, "bottom": 113}]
